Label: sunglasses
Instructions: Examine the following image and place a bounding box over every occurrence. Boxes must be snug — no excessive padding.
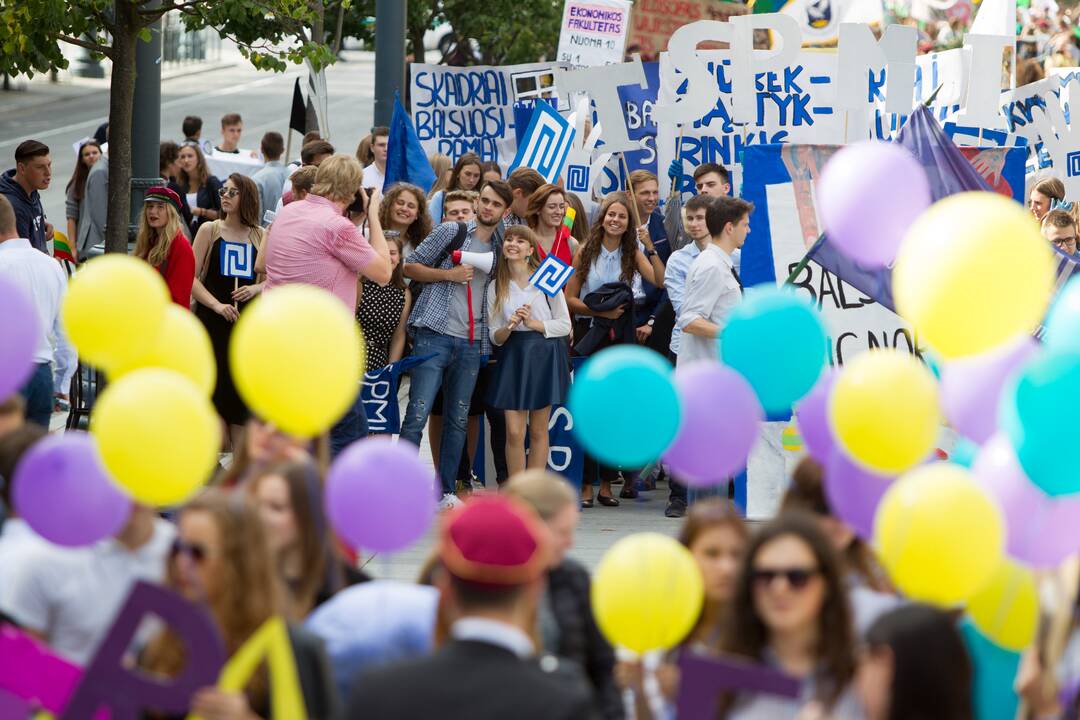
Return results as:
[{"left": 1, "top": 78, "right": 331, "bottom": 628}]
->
[
  {"left": 171, "top": 539, "right": 209, "bottom": 563},
  {"left": 751, "top": 566, "right": 821, "bottom": 590},
  {"left": 218, "top": 187, "right": 240, "bottom": 198}
]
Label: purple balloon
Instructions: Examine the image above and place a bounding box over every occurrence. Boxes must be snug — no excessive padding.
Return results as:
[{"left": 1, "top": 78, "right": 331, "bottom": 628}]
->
[
  {"left": 13, "top": 432, "right": 131, "bottom": 547},
  {"left": 796, "top": 370, "right": 836, "bottom": 463},
  {"left": 325, "top": 437, "right": 437, "bottom": 553},
  {"left": 973, "top": 433, "right": 1080, "bottom": 568},
  {"left": 663, "top": 362, "right": 763, "bottom": 487},
  {"left": 941, "top": 337, "right": 1038, "bottom": 444},
  {"left": 0, "top": 276, "right": 41, "bottom": 402},
  {"left": 824, "top": 448, "right": 894, "bottom": 541},
  {"left": 819, "top": 142, "right": 931, "bottom": 268}
]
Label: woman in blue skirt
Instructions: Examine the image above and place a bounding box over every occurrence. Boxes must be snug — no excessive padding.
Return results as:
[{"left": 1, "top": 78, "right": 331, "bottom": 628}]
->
[{"left": 487, "top": 225, "right": 572, "bottom": 476}]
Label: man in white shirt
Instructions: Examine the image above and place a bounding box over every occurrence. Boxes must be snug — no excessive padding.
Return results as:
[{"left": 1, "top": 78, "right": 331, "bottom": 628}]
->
[
  {"left": 677, "top": 195, "right": 752, "bottom": 366},
  {"left": 1, "top": 505, "right": 175, "bottom": 664},
  {"left": 665, "top": 194, "right": 717, "bottom": 363},
  {"left": 0, "top": 424, "right": 49, "bottom": 599},
  {"left": 0, "top": 195, "right": 77, "bottom": 426},
  {"left": 361, "top": 126, "right": 389, "bottom": 191}
]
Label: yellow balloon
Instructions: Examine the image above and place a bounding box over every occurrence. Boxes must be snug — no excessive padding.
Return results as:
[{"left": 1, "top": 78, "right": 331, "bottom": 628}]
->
[
  {"left": 110, "top": 305, "right": 216, "bottom": 396},
  {"left": 894, "top": 192, "right": 1055, "bottom": 359},
  {"left": 875, "top": 463, "right": 1004, "bottom": 607},
  {"left": 591, "top": 533, "right": 703, "bottom": 653},
  {"left": 63, "top": 254, "right": 170, "bottom": 370},
  {"left": 967, "top": 559, "right": 1038, "bottom": 651},
  {"left": 830, "top": 349, "right": 940, "bottom": 474},
  {"left": 91, "top": 368, "right": 220, "bottom": 506},
  {"left": 230, "top": 285, "right": 364, "bottom": 437}
]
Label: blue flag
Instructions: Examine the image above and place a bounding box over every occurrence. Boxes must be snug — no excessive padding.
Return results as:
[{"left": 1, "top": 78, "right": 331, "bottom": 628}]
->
[
  {"left": 385, "top": 94, "right": 437, "bottom": 194},
  {"left": 803, "top": 105, "right": 993, "bottom": 312}
]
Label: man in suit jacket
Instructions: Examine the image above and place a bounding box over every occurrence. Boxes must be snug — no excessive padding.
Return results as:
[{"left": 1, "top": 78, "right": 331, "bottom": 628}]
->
[{"left": 346, "top": 495, "right": 595, "bottom": 720}]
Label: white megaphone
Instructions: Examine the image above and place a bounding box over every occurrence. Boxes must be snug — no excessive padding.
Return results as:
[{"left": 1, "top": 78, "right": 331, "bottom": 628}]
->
[{"left": 452, "top": 249, "right": 494, "bottom": 274}]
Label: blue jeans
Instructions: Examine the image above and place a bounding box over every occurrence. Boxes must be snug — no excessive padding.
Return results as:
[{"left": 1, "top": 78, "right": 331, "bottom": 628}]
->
[
  {"left": 19, "top": 363, "right": 53, "bottom": 428},
  {"left": 329, "top": 386, "right": 369, "bottom": 459},
  {"left": 400, "top": 328, "right": 483, "bottom": 495}
]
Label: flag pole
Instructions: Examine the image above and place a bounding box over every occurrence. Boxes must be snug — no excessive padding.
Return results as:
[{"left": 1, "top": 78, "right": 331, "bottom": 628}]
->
[
  {"left": 783, "top": 233, "right": 824, "bottom": 286},
  {"left": 285, "top": 130, "right": 294, "bottom": 165},
  {"left": 621, "top": 154, "right": 643, "bottom": 228}
]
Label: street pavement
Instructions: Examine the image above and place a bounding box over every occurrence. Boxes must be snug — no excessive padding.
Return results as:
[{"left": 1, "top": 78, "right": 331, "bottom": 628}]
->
[{"left": 17, "top": 45, "right": 683, "bottom": 579}]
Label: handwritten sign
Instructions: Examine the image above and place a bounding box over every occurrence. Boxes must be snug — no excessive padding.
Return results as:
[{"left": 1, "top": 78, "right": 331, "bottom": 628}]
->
[
  {"left": 410, "top": 62, "right": 567, "bottom": 167},
  {"left": 557, "top": 0, "right": 632, "bottom": 67}
]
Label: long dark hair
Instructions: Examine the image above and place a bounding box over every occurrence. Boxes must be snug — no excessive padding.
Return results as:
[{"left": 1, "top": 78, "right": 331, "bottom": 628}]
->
[
  {"left": 781, "top": 457, "right": 892, "bottom": 593},
  {"left": 448, "top": 152, "right": 483, "bottom": 192},
  {"left": 66, "top": 140, "right": 101, "bottom": 202},
  {"left": 721, "top": 512, "right": 856, "bottom": 713},
  {"left": 678, "top": 499, "right": 748, "bottom": 651},
  {"left": 224, "top": 172, "right": 261, "bottom": 230},
  {"left": 865, "top": 604, "right": 973, "bottom": 720},
  {"left": 574, "top": 192, "right": 637, "bottom": 288},
  {"left": 248, "top": 460, "right": 340, "bottom": 620},
  {"left": 178, "top": 141, "right": 211, "bottom": 191}
]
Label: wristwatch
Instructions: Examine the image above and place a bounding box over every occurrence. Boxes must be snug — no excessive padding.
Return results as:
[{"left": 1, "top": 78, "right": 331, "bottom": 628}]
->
[
  {"left": 644, "top": 248, "right": 656, "bottom": 259},
  {"left": 647, "top": 317, "right": 656, "bottom": 327}
]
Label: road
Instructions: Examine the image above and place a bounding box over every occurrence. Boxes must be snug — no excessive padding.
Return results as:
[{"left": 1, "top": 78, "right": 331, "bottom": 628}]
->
[{"left": 0, "top": 47, "right": 377, "bottom": 227}]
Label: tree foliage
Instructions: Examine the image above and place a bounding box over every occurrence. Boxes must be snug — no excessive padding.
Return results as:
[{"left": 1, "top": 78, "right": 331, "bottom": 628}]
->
[{"left": 441, "top": 0, "right": 562, "bottom": 65}]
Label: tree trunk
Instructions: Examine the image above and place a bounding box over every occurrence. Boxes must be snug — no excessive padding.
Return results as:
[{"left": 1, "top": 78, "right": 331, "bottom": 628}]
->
[{"left": 104, "top": 5, "right": 139, "bottom": 253}]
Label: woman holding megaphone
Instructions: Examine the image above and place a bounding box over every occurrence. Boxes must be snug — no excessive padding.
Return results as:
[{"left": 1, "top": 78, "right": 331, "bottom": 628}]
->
[{"left": 486, "top": 225, "right": 571, "bottom": 477}]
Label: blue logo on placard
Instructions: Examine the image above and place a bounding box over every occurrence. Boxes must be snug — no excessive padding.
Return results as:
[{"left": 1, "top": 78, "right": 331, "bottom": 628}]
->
[
  {"left": 529, "top": 255, "right": 575, "bottom": 297},
  {"left": 1067, "top": 151, "right": 1080, "bottom": 178},
  {"left": 566, "top": 164, "right": 590, "bottom": 193}
]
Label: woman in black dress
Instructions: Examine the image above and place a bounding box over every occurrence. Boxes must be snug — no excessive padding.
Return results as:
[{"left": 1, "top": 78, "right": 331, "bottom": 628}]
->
[
  {"left": 192, "top": 173, "right": 265, "bottom": 449},
  {"left": 356, "top": 234, "right": 410, "bottom": 374}
]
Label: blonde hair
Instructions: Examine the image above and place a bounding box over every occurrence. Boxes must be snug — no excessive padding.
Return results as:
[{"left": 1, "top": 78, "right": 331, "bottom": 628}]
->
[
  {"left": 134, "top": 202, "right": 184, "bottom": 269},
  {"left": 503, "top": 470, "right": 577, "bottom": 521},
  {"left": 494, "top": 225, "right": 541, "bottom": 314},
  {"left": 311, "top": 154, "right": 363, "bottom": 203},
  {"left": 428, "top": 153, "right": 453, "bottom": 197}
]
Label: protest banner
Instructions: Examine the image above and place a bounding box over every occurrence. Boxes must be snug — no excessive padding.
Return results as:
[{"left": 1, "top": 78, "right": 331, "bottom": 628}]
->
[
  {"left": 363, "top": 355, "right": 433, "bottom": 435},
  {"left": 557, "top": 0, "right": 633, "bottom": 67},
  {"left": 628, "top": 0, "right": 748, "bottom": 58},
  {"left": 410, "top": 61, "right": 567, "bottom": 166},
  {"left": 547, "top": 357, "right": 587, "bottom": 489}
]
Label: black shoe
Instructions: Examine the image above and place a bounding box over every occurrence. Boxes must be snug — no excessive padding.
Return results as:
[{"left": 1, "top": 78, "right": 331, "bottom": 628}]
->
[{"left": 665, "top": 498, "right": 687, "bottom": 518}]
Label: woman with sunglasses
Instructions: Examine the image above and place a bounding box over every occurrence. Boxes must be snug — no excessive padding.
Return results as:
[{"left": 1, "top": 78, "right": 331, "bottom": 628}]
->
[
  {"left": 177, "top": 141, "right": 223, "bottom": 234},
  {"left": 140, "top": 489, "right": 340, "bottom": 719},
  {"left": 247, "top": 461, "right": 368, "bottom": 620},
  {"left": 192, "top": 174, "right": 266, "bottom": 449},
  {"left": 134, "top": 186, "right": 195, "bottom": 307},
  {"left": 717, "top": 511, "right": 861, "bottom": 719},
  {"left": 780, "top": 458, "right": 899, "bottom": 635},
  {"left": 616, "top": 500, "right": 749, "bottom": 719}
]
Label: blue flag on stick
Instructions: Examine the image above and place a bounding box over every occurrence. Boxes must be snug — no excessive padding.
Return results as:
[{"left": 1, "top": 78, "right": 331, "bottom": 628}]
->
[
  {"left": 803, "top": 105, "right": 992, "bottom": 312},
  {"left": 385, "top": 93, "right": 436, "bottom": 194}
]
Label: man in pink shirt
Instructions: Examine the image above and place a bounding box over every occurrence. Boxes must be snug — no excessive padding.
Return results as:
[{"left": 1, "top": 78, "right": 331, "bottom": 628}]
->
[{"left": 258, "top": 154, "right": 391, "bottom": 454}]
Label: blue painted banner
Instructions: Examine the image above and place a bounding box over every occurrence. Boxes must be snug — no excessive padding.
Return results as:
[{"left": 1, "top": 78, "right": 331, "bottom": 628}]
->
[{"left": 363, "top": 354, "right": 434, "bottom": 435}]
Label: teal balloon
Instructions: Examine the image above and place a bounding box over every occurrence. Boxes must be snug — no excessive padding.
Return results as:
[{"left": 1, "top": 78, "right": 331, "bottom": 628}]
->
[
  {"left": 1044, "top": 277, "right": 1080, "bottom": 354},
  {"left": 949, "top": 437, "right": 979, "bottom": 468},
  {"left": 960, "top": 620, "right": 1020, "bottom": 720},
  {"left": 719, "top": 287, "right": 828, "bottom": 415},
  {"left": 999, "top": 351, "right": 1080, "bottom": 496},
  {"left": 569, "top": 346, "right": 681, "bottom": 467}
]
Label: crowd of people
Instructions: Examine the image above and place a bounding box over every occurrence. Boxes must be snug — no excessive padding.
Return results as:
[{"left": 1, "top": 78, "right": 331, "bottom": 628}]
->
[{"left": 3, "top": 33, "right": 1080, "bottom": 712}]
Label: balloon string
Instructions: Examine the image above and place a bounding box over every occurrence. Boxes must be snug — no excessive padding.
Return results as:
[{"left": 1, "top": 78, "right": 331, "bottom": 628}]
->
[{"left": 989, "top": 570, "right": 1023, "bottom": 638}]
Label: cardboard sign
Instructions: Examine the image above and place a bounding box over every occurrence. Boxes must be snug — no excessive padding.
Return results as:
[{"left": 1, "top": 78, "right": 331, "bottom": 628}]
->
[
  {"left": 508, "top": 102, "right": 577, "bottom": 183},
  {"left": 219, "top": 240, "right": 255, "bottom": 280},
  {"left": 529, "top": 255, "right": 576, "bottom": 297},
  {"left": 410, "top": 62, "right": 568, "bottom": 166},
  {"left": 676, "top": 651, "right": 801, "bottom": 718},
  {"left": 557, "top": 0, "right": 633, "bottom": 67}
]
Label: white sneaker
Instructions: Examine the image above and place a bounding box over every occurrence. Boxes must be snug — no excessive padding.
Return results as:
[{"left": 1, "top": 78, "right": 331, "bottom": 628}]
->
[{"left": 439, "top": 493, "right": 463, "bottom": 511}]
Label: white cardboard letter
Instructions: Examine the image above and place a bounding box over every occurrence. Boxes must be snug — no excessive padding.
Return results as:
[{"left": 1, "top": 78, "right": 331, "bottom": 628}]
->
[
  {"left": 730, "top": 14, "right": 802, "bottom": 124},
  {"left": 554, "top": 58, "right": 648, "bottom": 154},
  {"left": 957, "top": 34, "right": 1013, "bottom": 128},
  {"left": 653, "top": 20, "right": 731, "bottom": 124},
  {"left": 837, "top": 23, "right": 917, "bottom": 115}
]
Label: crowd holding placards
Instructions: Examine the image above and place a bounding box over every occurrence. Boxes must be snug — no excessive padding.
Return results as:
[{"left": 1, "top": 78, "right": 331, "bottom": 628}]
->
[{"left": 6, "top": 2, "right": 1080, "bottom": 716}]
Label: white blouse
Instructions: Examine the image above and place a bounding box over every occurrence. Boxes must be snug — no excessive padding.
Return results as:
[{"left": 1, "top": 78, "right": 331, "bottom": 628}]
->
[{"left": 487, "top": 279, "right": 572, "bottom": 345}]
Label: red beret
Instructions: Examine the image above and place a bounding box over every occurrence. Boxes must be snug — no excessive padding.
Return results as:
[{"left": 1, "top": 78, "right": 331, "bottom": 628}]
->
[
  {"left": 143, "top": 186, "right": 183, "bottom": 216},
  {"left": 439, "top": 494, "right": 550, "bottom": 587}
]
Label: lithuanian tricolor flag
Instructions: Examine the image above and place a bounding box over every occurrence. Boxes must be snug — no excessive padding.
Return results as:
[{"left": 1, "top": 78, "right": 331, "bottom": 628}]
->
[{"left": 53, "top": 231, "right": 76, "bottom": 263}]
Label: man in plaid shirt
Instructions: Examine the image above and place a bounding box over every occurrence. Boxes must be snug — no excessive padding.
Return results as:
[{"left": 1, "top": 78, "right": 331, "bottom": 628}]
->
[{"left": 402, "top": 180, "right": 512, "bottom": 509}]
